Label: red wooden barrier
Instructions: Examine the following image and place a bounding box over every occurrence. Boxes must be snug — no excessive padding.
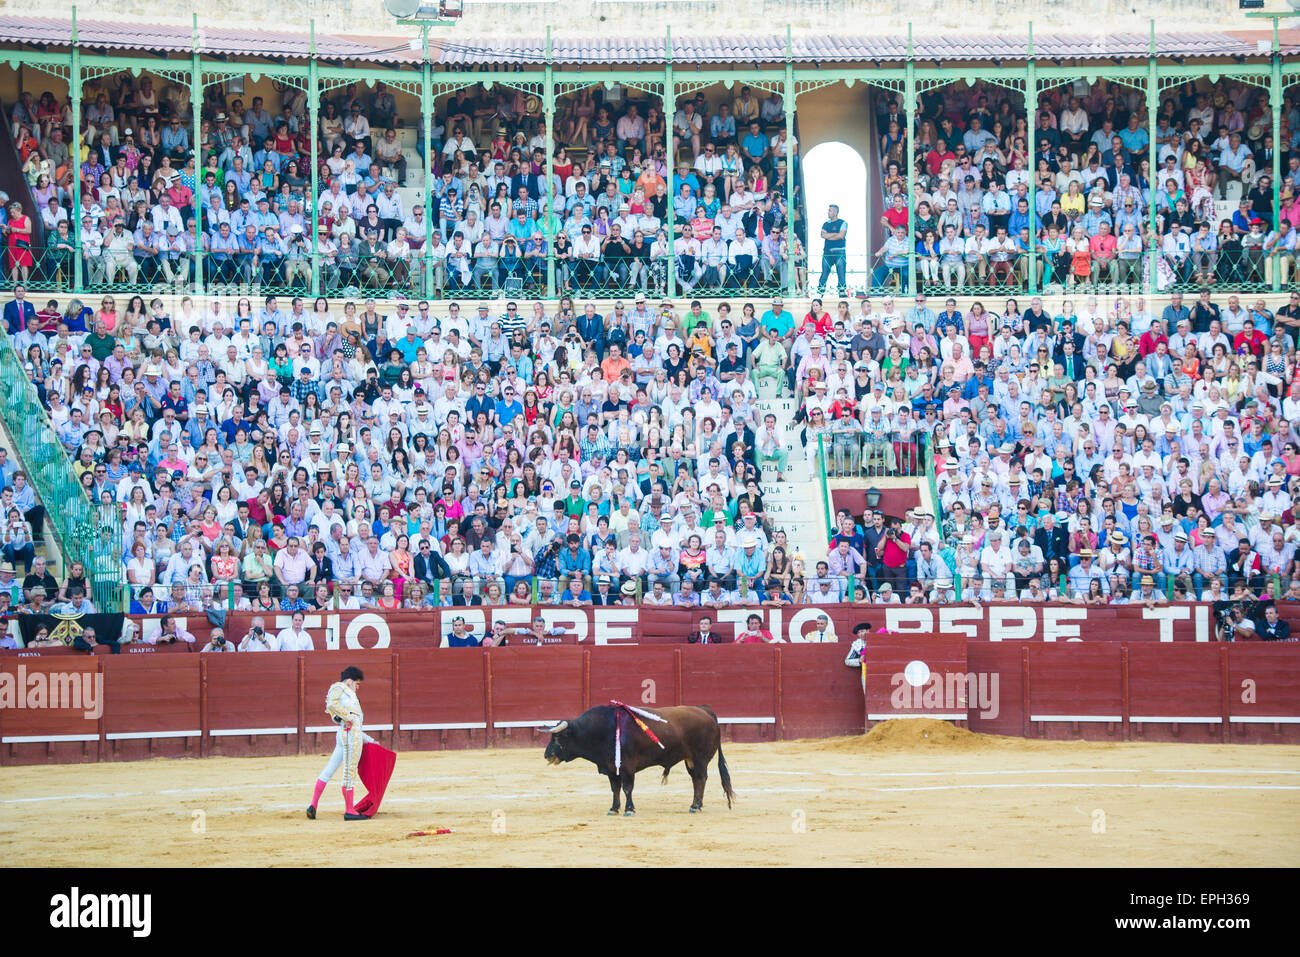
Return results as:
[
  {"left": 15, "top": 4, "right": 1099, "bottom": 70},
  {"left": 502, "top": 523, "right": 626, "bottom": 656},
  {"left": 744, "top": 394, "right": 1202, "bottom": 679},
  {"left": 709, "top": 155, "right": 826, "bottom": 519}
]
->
[
  {"left": 863, "top": 637, "right": 969, "bottom": 726},
  {"left": 393, "top": 649, "right": 488, "bottom": 751},
  {"left": 45, "top": 601, "right": 1216, "bottom": 655},
  {"left": 1126, "top": 643, "right": 1226, "bottom": 744},
  {"left": 100, "top": 656, "right": 199, "bottom": 761},
  {"left": 1025, "top": 644, "right": 1125, "bottom": 741},
  {"left": 585, "top": 648, "right": 681, "bottom": 721},
  {"left": 487, "top": 646, "right": 585, "bottom": 748},
  {"left": 2, "top": 640, "right": 1298, "bottom": 765},
  {"left": 1225, "top": 645, "right": 1300, "bottom": 742},
  {"left": 204, "top": 653, "right": 301, "bottom": 759},
  {"left": 681, "top": 644, "right": 780, "bottom": 743},
  {"left": 779, "top": 643, "right": 869, "bottom": 740},
  {"left": 965, "top": 643, "right": 1024, "bottom": 737},
  {"left": 0, "top": 656, "right": 102, "bottom": 764}
]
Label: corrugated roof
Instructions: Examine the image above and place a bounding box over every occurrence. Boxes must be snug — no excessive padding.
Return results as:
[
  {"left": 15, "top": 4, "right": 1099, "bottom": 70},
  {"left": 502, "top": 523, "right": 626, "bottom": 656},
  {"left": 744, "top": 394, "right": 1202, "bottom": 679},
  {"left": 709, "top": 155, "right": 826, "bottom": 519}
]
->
[
  {"left": 433, "top": 30, "right": 1297, "bottom": 64},
  {"left": 0, "top": 16, "right": 1295, "bottom": 66},
  {"left": 0, "top": 15, "right": 416, "bottom": 62}
]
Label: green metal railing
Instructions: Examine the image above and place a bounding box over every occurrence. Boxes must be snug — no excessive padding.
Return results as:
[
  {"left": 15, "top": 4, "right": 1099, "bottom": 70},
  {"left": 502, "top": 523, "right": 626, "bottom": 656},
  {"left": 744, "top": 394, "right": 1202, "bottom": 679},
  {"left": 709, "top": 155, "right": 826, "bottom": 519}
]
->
[
  {"left": 17, "top": 247, "right": 1290, "bottom": 303},
  {"left": 0, "top": 326, "right": 123, "bottom": 611},
  {"left": 823, "top": 432, "right": 926, "bottom": 478},
  {"left": 923, "top": 435, "right": 941, "bottom": 526},
  {"left": 816, "top": 432, "right": 833, "bottom": 540}
]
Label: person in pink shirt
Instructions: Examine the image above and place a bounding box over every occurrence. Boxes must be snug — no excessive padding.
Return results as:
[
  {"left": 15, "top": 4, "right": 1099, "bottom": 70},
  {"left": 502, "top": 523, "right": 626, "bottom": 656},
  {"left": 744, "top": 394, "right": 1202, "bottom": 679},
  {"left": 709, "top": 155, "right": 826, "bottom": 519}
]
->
[
  {"left": 947, "top": 341, "right": 975, "bottom": 383},
  {"left": 156, "top": 443, "right": 187, "bottom": 475}
]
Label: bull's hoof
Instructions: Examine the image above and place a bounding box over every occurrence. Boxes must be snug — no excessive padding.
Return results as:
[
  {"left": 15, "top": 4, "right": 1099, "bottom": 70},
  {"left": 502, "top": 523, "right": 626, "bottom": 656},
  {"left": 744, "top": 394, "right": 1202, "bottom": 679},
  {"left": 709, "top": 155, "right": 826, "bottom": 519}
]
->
[
  {"left": 607, "top": 809, "right": 619, "bottom": 816},
  {"left": 623, "top": 809, "right": 635, "bottom": 817},
  {"left": 689, "top": 806, "right": 701, "bottom": 813}
]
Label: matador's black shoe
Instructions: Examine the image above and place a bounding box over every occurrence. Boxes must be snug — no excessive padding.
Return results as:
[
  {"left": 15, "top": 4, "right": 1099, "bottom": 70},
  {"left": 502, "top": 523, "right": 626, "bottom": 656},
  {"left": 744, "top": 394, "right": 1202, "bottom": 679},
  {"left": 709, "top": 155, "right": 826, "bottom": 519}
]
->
[
  {"left": 306, "top": 805, "right": 316, "bottom": 819},
  {"left": 344, "top": 812, "right": 369, "bottom": 820}
]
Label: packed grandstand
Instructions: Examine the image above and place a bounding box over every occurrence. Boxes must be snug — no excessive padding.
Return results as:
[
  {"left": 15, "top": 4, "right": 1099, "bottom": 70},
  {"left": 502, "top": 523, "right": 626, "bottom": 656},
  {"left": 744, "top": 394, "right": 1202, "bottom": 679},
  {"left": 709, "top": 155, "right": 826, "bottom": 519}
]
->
[{"left": 0, "top": 15, "right": 1298, "bottom": 648}]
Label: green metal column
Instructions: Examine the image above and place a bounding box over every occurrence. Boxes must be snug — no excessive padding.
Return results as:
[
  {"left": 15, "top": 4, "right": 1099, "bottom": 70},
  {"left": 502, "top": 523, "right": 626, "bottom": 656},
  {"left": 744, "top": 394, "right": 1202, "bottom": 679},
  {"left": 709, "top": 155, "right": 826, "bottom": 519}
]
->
[
  {"left": 308, "top": 21, "right": 320, "bottom": 297},
  {"left": 1271, "top": 28, "right": 1283, "bottom": 293},
  {"left": 784, "top": 25, "right": 796, "bottom": 299},
  {"left": 905, "top": 24, "right": 916, "bottom": 297},
  {"left": 1026, "top": 24, "right": 1037, "bottom": 295},
  {"left": 544, "top": 27, "right": 555, "bottom": 298},
  {"left": 70, "top": 8, "right": 82, "bottom": 290},
  {"left": 191, "top": 15, "right": 203, "bottom": 293},
  {"left": 421, "top": 25, "right": 434, "bottom": 298},
  {"left": 1146, "top": 22, "right": 1159, "bottom": 296},
  {"left": 665, "top": 28, "right": 676, "bottom": 299}
]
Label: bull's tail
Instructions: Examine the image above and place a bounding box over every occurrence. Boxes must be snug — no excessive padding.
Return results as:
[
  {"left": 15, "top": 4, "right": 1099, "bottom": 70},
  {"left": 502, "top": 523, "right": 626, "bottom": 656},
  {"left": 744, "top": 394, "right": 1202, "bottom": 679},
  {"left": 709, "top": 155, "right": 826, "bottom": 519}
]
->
[
  {"left": 716, "top": 741, "right": 735, "bottom": 809},
  {"left": 701, "top": 705, "right": 736, "bottom": 809}
]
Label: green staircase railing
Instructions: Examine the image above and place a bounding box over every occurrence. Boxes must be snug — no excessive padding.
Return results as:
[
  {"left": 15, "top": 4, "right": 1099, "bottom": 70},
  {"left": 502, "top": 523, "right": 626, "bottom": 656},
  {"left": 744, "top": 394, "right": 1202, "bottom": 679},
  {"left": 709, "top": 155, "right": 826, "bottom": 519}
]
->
[
  {"left": 816, "top": 432, "right": 833, "bottom": 539},
  {"left": 0, "top": 326, "right": 123, "bottom": 611},
  {"left": 924, "top": 435, "right": 942, "bottom": 525}
]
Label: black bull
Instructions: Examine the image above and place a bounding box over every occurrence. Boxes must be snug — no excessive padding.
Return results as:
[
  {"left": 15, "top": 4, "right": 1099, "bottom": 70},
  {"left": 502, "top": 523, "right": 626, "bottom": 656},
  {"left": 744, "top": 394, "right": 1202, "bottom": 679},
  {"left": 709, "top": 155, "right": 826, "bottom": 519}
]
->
[{"left": 543, "top": 705, "right": 736, "bottom": 815}]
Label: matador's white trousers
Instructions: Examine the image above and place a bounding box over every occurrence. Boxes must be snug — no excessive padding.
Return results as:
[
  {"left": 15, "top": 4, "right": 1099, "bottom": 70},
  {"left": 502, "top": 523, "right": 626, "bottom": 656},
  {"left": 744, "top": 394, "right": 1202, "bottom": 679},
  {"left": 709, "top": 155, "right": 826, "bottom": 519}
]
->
[{"left": 318, "top": 723, "right": 372, "bottom": 789}]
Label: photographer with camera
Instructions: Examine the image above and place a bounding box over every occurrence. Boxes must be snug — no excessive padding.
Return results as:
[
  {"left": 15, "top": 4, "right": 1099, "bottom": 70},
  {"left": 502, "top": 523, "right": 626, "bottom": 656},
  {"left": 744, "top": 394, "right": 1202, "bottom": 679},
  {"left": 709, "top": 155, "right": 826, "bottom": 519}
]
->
[
  {"left": 873, "top": 518, "right": 912, "bottom": 594},
  {"left": 201, "top": 627, "right": 237, "bottom": 653},
  {"left": 237, "top": 615, "right": 280, "bottom": 652},
  {"left": 501, "top": 530, "right": 535, "bottom": 594}
]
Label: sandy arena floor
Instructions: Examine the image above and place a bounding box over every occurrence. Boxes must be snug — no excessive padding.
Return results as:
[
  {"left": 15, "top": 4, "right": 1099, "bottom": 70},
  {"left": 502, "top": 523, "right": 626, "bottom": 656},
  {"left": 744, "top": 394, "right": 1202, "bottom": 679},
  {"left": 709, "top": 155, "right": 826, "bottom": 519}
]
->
[{"left": 3, "top": 721, "right": 1298, "bottom": 867}]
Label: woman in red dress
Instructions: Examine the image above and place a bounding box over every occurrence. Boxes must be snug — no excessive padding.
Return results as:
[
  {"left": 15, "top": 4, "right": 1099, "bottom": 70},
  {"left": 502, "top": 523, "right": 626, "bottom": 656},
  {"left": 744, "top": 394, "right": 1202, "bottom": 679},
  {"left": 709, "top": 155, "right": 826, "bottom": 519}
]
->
[{"left": 5, "top": 200, "right": 34, "bottom": 281}]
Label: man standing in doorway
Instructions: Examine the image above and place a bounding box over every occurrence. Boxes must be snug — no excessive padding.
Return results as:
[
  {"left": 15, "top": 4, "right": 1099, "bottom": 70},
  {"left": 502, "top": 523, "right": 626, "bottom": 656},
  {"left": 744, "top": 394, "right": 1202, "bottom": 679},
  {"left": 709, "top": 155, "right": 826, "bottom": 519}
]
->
[{"left": 818, "top": 204, "right": 847, "bottom": 296}]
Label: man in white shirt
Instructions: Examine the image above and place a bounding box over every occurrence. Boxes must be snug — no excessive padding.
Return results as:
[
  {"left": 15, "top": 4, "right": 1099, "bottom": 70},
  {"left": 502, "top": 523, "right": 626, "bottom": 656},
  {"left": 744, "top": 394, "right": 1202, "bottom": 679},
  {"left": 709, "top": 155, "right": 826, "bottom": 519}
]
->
[
  {"left": 1162, "top": 223, "right": 1193, "bottom": 283},
  {"left": 728, "top": 228, "right": 758, "bottom": 286},
  {"left": 616, "top": 533, "right": 650, "bottom": 579},
  {"left": 673, "top": 231, "right": 701, "bottom": 290},
  {"left": 276, "top": 612, "right": 316, "bottom": 652},
  {"left": 1216, "top": 132, "right": 1252, "bottom": 198},
  {"left": 939, "top": 224, "right": 965, "bottom": 288},
  {"left": 150, "top": 194, "right": 184, "bottom": 236},
  {"left": 444, "top": 233, "right": 472, "bottom": 288},
  {"left": 964, "top": 224, "right": 989, "bottom": 284},
  {"left": 238, "top": 616, "right": 280, "bottom": 652},
  {"left": 571, "top": 224, "right": 601, "bottom": 289},
  {"left": 699, "top": 226, "right": 730, "bottom": 288}
]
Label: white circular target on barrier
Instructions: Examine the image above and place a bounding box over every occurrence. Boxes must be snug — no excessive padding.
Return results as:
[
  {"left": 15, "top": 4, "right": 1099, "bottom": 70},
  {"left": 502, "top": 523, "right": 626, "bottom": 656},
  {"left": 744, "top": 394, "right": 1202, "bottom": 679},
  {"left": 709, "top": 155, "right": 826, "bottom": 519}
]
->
[{"left": 903, "top": 660, "right": 931, "bottom": 687}]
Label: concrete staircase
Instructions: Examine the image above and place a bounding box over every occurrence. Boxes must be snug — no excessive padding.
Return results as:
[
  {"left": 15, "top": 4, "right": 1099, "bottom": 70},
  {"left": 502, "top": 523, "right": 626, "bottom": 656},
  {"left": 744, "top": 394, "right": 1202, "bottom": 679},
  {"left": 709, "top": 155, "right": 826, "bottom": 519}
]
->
[
  {"left": 0, "top": 413, "right": 65, "bottom": 579},
  {"left": 753, "top": 392, "right": 829, "bottom": 572}
]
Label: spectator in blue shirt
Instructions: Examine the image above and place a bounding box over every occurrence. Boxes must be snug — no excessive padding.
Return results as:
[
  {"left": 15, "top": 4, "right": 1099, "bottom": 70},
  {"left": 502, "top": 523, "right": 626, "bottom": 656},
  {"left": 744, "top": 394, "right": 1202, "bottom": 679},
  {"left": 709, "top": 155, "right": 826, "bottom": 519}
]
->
[
  {"left": 710, "top": 104, "right": 736, "bottom": 146},
  {"left": 236, "top": 225, "right": 260, "bottom": 282},
  {"left": 495, "top": 385, "right": 524, "bottom": 427},
  {"left": 557, "top": 533, "right": 591, "bottom": 579},
  {"left": 161, "top": 116, "right": 190, "bottom": 164},
  {"left": 257, "top": 228, "right": 285, "bottom": 284}
]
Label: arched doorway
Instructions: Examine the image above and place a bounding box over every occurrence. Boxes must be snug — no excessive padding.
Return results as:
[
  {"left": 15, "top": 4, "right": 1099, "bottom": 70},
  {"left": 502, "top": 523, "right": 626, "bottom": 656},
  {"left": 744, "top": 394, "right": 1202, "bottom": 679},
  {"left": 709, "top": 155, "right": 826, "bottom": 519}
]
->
[{"left": 803, "top": 141, "right": 868, "bottom": 295}]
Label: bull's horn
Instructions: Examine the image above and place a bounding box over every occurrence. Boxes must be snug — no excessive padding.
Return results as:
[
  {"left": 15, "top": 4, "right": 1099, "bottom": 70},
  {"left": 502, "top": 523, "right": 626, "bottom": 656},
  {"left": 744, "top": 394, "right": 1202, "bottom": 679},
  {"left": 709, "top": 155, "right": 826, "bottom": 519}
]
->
[{"left": 543, "top": 721, "right": 568, "bottom": 734}]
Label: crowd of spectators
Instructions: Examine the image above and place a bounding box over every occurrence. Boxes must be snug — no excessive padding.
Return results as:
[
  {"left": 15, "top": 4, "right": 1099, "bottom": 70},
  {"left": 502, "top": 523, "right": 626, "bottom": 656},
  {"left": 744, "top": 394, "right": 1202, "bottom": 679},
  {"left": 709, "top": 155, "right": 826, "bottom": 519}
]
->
[
  {"left": 7, "top": 75, "right": 803, "bottom": 297},
  {"left": 1, "top": 70, "right": 1299, "bottom": 650},
  {"left": 876, "top": 79, "right": 1300, "bottom": 292},
  {"left": 0, "top": 275, "right": 1296, "bottom": 645}
]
